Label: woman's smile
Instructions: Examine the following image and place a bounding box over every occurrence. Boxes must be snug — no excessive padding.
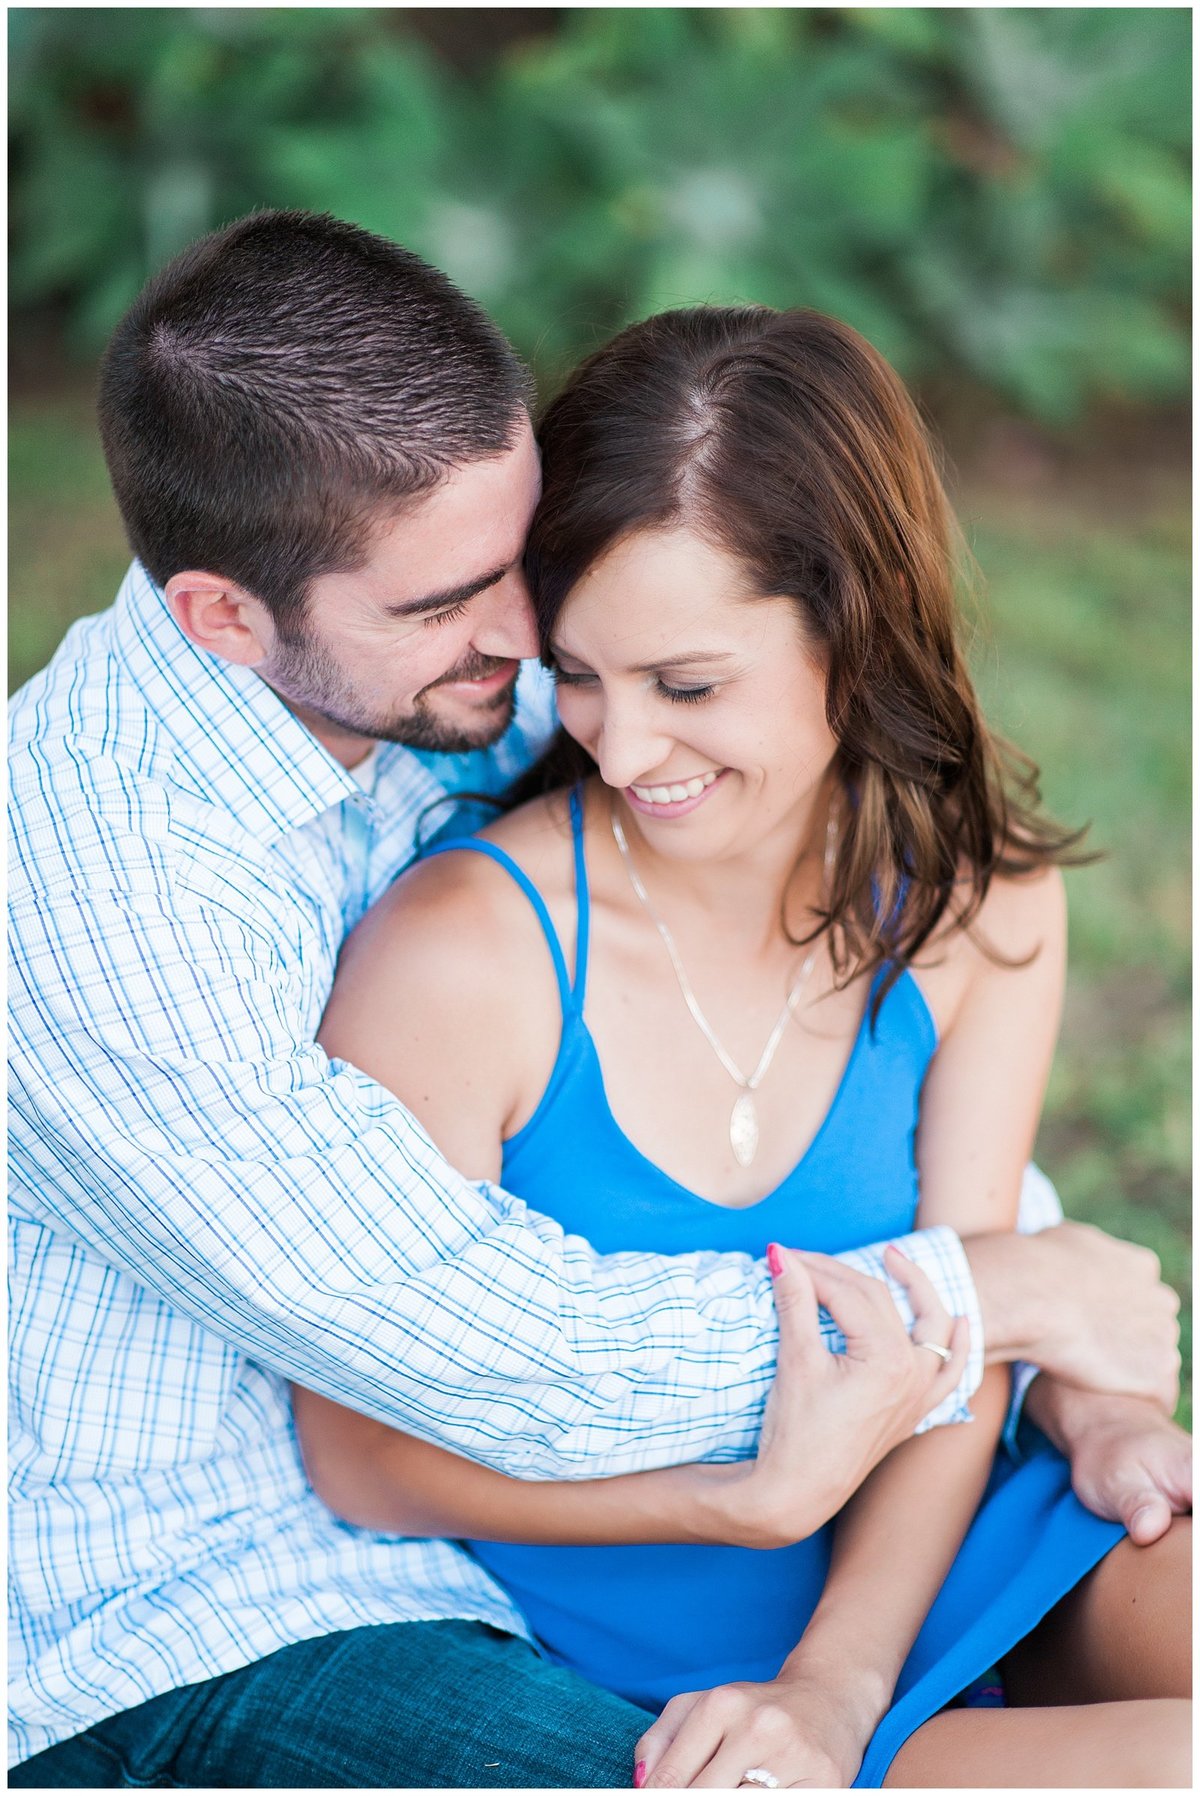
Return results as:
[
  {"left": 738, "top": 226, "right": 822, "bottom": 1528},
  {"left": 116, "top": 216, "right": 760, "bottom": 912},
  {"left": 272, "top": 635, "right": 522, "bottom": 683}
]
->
[{"left": 626, "top": 768, "right": 728, "bottom": 818}]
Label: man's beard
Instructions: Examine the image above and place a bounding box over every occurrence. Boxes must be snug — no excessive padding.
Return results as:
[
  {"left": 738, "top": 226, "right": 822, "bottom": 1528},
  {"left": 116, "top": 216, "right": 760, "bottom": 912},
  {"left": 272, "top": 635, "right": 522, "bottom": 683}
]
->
[{"left": 266, "top": 631, "right": 519, "bottom": 754}]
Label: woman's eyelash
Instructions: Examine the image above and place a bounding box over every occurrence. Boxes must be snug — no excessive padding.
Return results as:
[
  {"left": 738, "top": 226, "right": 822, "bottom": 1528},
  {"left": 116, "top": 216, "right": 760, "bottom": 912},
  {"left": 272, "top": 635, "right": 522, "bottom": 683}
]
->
[
  {"left": 551, "top": 664, "right": 716, "bottom": 705},
  {"left": 657, "top": 680, "right": 715, "bottom": 705},
  {"left": 422, "top": 600, "right": 469, "bottom": 628}
]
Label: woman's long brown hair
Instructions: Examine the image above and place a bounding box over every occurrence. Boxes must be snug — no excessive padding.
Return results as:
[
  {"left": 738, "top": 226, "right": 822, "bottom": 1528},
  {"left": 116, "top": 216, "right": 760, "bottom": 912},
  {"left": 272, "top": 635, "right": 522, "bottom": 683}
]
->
[{"left": 521, "top": 305, "right": 1089, "bottom": 1008}]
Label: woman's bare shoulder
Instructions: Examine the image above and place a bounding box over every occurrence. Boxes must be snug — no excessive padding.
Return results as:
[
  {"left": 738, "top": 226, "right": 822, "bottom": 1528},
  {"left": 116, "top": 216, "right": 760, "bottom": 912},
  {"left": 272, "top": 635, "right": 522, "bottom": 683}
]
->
[
  {"left": 912, "top": 860, "right": 1066, "bottom": 1037},
  {"left": 474, "top": 787, "right": 579, "bottom": 892},
  {"left": 320, "top": 795, "right": 575, "bottom": 1147},
  {"left": 955, "top": 860, "right": 1066, "bottom": 965},
  {"left": 915, "top": 854, "right": 1065, "bottom": 958},
  {"left": 325, "top": 789, "right": 577, "bottom": 1037}
]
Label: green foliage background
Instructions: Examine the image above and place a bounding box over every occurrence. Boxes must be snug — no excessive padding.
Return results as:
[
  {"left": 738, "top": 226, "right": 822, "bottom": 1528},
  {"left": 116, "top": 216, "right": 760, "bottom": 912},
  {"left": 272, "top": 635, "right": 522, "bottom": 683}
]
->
[
  {"left": 8, "top": 7, "right": 1191, "bottom": 1415},
  {"left": 10, "top": 6, "right": 1191, "bottom": 418}
]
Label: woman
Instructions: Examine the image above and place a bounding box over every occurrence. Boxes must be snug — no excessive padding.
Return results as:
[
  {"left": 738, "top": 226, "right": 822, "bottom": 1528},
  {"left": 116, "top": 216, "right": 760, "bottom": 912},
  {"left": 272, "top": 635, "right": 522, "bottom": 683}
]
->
[{"left": 296, "top": 308, "right": 1189, "bottom": 1787}]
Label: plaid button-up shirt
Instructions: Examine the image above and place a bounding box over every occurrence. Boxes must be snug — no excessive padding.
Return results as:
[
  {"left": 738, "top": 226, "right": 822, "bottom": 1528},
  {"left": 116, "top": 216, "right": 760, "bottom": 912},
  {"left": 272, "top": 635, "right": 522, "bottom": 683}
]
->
[{"left": 9, "top": 563, "right": 999, "bottom": 1765}]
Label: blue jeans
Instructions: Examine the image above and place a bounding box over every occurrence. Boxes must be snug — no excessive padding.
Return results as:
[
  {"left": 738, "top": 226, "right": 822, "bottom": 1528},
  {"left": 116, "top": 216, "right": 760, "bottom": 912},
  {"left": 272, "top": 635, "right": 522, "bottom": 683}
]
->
[{"left": 9, "top": 1620, "right": 653, "bottom": 1788}]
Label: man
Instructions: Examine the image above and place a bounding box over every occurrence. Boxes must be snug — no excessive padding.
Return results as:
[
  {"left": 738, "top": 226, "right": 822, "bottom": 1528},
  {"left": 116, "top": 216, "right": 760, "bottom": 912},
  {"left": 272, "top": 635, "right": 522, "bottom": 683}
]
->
[{"left": 9, "top": 211, "right": 1186, "bottom": 1787}]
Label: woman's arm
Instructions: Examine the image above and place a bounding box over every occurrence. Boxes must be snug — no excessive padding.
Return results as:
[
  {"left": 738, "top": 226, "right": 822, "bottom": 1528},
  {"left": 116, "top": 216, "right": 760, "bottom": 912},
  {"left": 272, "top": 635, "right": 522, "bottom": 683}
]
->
[
  {"left": 777, "top": 1367, "right": 1010, "bottom": 1748},
  {"left": 782, "top": 870, "right": 1068, "bottom": 1737},
  {"left": 810, "top": 863, "right": 1068, "bottom": 1706},
  {"left": 293, "top": 1382, "right": 746, "bottom": 1543},
  {"left": 308, "top": 840, "right": 743, "bottom": 1544},
  {"left": 636, "top": 867, "right": 1068, "bottom": 1788},
  {"left": 631, "top": 1365, "right": 1010, "bottom": 1789}
]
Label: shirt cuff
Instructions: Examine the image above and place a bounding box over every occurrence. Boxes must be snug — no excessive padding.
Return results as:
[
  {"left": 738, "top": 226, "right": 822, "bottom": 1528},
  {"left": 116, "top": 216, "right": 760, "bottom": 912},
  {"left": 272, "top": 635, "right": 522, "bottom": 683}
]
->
[{"left": 831, "top": 1224, "right": 985, "bottom": 1431}]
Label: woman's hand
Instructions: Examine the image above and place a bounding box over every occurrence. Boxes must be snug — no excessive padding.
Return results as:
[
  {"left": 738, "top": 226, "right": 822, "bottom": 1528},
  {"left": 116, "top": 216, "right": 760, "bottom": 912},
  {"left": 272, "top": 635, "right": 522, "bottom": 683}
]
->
[
  {"left": 727, "top": 1244, "right": 970, "bottom": 1548},
  {"left": 634, "top": 1656, "right": 882, "bottom": 1790}
]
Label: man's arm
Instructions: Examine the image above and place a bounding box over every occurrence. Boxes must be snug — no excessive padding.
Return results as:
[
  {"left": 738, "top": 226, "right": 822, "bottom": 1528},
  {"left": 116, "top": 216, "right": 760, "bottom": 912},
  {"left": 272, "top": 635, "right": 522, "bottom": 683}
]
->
[
  {"left": 963, "top": 1160, "right": 1186, "bottom": 1545},
  {"left": 1020, "top": 1383, "right": 1191, "bottom": 1544},
  {"left": 965, "top": 1224, "right": 1181, "bottom": 1411},
  {"left": 11, "top": 749, "right": 1176, "bottom": 1478},
  {"left": 11, "top": 851, "right": 981, "bottom": 1481},
  {"left": 292, "top": 1251, "right": 970, "bottom": 1548}
]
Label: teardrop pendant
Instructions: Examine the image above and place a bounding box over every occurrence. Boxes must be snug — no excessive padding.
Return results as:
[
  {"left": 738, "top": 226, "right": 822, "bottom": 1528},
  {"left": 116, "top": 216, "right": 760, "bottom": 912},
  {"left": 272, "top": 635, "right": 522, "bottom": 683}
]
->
[{"left": 729, "top": 1091, "right": 759, "bottom": 1168}]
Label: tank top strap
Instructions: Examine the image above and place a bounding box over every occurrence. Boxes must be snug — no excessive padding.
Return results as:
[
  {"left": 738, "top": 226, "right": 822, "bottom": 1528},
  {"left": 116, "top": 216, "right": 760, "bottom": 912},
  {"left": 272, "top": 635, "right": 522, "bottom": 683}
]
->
[
  {"left": 568, "top": 783, "right": 590, "bottom": 1008},
  {"left": 421, "top": 836, "right": 574, "bottom": 1019}
]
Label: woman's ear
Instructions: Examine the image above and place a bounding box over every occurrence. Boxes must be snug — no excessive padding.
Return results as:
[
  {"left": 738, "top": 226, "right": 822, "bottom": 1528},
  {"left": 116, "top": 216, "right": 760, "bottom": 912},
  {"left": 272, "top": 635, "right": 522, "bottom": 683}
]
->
[{"left": 164, "top": 572, "right": 275, "bottom": 666}]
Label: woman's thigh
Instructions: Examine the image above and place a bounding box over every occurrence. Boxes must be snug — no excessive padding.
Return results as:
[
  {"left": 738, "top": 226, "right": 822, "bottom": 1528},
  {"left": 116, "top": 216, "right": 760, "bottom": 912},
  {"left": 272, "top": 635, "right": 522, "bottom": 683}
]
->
[
  {"left": 883, "top": 1698, "right": 1191, "bottom": 1789},
  {"left": 1003, "top": 1515, "right": 1191, "bottom": 1706}
]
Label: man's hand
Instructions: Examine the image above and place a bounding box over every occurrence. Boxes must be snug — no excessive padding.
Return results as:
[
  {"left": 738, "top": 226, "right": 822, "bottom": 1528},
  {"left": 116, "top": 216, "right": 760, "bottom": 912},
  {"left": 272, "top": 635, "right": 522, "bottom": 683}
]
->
[
  {"left": 967, "top": 1221, "right": 1181, "bottom": 1408},
  {"left": 1024, "top": 1379, "right": 1192, "bottom": 1544}
]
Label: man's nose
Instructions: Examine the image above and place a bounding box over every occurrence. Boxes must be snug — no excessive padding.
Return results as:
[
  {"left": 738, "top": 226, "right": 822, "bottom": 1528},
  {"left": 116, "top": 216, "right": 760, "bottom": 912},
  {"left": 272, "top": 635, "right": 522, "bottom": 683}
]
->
[{"left": 473, "top": 569, "right": 540, "bottom": 662}]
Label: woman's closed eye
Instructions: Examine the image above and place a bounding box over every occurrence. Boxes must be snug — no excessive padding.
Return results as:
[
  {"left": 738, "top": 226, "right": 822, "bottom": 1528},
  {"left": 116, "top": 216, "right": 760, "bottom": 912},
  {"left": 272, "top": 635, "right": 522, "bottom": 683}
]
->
[
  {"left": 547, "top": 660, "right": 594, "bottom": 689},
  {"left": 654, "top": 679, "right": 715, "bottom": 705},
  {"left": 550, "top": 661, "right": 716, "bottom": 706}
]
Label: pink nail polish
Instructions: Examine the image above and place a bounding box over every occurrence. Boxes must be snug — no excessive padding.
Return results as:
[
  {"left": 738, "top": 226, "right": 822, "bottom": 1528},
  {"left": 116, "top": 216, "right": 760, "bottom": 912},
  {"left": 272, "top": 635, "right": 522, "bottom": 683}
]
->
[
  {"left": 634, "top": 1761, "right": 647, "bottom": 1789},
  {"left": 887, "top": 1242, "right": 911, "bottom": 1262},
  {"left": 766, "top": 1242, "right": 784, "bottom": 1278}
]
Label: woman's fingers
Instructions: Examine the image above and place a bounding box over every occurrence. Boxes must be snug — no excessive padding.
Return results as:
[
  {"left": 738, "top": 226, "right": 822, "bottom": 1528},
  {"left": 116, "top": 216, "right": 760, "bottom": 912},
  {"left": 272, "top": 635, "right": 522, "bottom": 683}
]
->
[
  {"left": 691, "top": 1742, "right": 760, "bottom": 1787},
  {"left": 767, "top": 1244, "right": 971, "bottom": 1447},
  {"left": 767, "top": 1244, "right": 822, "bottom": 1362},
  {"left": 886, "top": 1245, "right": 958, "bottom": 1374},
  {"left": 924, "top": 1314, "right": 971, "bottom": 1408},
  {"left": 790, "top": 1250, "right": 907, "bottom": 1357},
  {"left": 636, "top": 1691, "right": 710, "bottom": 1788},
  {"left": 879, "top": 1244, "right": 972, "bottom": 1412},
  {"left": 794, "top": 1245, "right": 972, "bottom": 1425},
  {"left": 883, "top": 1243, "right": 954, "bottom": 1343},
  {"left": 640, "top": 1689, "right": 796, "bottom": 1790}
]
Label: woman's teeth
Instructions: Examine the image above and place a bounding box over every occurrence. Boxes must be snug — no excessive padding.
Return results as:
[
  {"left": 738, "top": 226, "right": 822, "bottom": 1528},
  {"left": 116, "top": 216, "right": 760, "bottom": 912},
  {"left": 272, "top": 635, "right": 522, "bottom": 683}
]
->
[{"left": 630, "top": 771, "right": 720, "bottom": 805}]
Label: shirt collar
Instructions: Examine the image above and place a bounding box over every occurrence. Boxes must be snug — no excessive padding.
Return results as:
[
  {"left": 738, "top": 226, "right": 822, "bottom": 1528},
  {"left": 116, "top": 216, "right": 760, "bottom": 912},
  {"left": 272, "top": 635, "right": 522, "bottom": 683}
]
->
[{"left": 111, "top": 562, "right": 368, "bottom": 845}]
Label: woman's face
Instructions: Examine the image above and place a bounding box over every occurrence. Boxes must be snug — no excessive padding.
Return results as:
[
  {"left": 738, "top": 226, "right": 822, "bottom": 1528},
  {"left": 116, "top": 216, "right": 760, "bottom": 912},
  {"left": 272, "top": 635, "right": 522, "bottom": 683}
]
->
[{"left": 549, "top": 525, "right": 839, "bottom": 862}]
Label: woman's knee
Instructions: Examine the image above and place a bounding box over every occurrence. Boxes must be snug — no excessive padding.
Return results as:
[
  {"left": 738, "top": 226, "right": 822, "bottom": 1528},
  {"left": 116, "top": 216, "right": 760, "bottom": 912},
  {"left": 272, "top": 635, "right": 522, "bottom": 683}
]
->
[
  {"left": 1111, "top": 1697, "right": 1191, "bottom": 1789},
  {"left": 884, "top": 1698, "right": 1192, "bottom": 1789}
]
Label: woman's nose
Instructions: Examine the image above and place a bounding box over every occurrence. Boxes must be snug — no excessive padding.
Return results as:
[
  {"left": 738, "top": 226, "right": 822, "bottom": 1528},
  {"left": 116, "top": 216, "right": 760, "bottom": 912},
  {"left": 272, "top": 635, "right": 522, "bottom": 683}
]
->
[{"left": 593, "top": 703, "right": 674, "bottom": 792}]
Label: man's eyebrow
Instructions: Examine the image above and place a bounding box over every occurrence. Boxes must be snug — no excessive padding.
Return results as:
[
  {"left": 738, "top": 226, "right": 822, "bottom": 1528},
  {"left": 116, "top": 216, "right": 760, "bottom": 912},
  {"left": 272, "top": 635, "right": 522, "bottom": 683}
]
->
[{"left": 384, "top": 565, "right": 509, "bottom": 618}]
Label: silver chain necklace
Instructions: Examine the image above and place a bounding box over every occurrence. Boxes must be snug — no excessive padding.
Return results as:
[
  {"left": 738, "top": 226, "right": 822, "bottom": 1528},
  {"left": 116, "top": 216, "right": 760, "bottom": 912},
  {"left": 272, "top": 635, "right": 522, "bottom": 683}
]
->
[{"left": 609, "top": 801, "right": 837, "bottom": 1169}]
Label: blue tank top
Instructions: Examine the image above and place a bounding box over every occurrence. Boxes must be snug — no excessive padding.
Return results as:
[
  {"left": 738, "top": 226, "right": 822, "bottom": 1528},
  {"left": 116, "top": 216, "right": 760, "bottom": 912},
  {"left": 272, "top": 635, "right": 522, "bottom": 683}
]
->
[{"left": 425, "top": 786, "right": 938, "bottom": 1713}]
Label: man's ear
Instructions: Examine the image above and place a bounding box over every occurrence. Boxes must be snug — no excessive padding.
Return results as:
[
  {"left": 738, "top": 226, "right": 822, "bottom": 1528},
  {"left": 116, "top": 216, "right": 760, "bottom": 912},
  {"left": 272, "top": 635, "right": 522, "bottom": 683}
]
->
[{"left": 164, "top": 572, "right": 274, "bottom": 667}]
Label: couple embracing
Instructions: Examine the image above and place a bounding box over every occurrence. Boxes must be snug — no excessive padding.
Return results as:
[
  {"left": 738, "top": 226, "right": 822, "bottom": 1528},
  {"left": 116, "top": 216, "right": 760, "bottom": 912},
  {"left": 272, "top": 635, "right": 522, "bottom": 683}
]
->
[{"left": 9, "top": 210, "right": 1189, "bottom": 1789}]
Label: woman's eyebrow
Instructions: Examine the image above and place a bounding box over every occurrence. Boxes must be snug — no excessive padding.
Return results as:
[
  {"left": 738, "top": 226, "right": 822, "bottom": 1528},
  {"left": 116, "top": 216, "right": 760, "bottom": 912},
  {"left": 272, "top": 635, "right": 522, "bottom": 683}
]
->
[
  {"left": 631, "top": 650, "right": 738, "bottom": 674},
  {"left": 549, "top": 644, "right": 738, "bottom": 673}
]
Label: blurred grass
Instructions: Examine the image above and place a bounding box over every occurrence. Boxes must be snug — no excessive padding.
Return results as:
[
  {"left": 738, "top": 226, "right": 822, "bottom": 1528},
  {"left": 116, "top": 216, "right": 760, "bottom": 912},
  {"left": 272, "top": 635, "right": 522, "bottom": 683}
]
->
[
  {"left": 9, "top": 386, "right": 1190, "bottom": 1423},
  {"left": 8, "top": 387, "right": 134, "bottom": 687},
  {"left": 960, "top": 467, "right": 1190, "bottom": 1425}
]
